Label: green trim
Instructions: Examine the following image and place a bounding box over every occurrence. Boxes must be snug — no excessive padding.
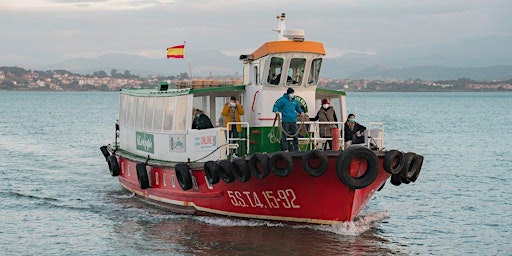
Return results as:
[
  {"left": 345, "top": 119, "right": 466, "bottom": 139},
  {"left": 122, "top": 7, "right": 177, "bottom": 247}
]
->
[
  {"left": 316, "top": 87, "right": 346, "bottom": 96},
  {"left": 121, "top": 88, "right": 191, "bottom": 97},
  {"left": 191, "top": 85, "right": 246, "bottom": 96}
]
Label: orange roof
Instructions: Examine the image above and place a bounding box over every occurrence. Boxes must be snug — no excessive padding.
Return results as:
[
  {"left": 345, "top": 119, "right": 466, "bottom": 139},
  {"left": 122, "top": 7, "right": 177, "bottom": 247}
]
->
[{"left": 251, "top": 41, "right": 325, "bottom": 60}]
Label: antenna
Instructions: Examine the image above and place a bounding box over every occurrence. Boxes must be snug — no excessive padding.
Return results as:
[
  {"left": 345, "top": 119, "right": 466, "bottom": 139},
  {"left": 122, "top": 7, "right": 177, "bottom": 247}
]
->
[{"left": 272, "top": 13, "right": 287, "bottom": 41}]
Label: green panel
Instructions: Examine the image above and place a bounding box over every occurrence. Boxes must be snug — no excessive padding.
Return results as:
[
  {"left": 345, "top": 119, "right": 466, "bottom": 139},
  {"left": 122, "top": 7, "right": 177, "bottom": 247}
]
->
[
  {"left": 248, "top": 127, "right": 282, "bottom": 154},
  {"left": 136, "top": 131, "right": 154, "bottom": 153}
]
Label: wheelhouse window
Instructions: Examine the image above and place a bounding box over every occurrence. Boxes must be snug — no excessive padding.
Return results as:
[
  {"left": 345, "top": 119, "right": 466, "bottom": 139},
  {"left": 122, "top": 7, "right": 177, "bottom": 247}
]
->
[
  {"left": 143, "top": 97, "right": 154, "bottom": 130},
  {"left": 308, "top": 58, "right": 322, "bottom": 85},
  {"left": 126, "top": 95, "right": 135, "bottom": 127},
  {"left": 135, "top": 97, "right": 145, "bottom": 129},
  {"left": 267, "top": 57, "right": 283, "bottom": 85},
  {"left": 119, "top": 94, "right": 127, "bottom": 126},
  {"left": 174, "top": 96, "right": 188, "bottom": 131},
  {"left": 163, "top": 97, "right": 175, "bottom": 130},
  {"left": 287, "top": 58, "right": 306, "bottom": 86},
  {"left": 153, "top": 97, "right": 164, "bottom": 131}
]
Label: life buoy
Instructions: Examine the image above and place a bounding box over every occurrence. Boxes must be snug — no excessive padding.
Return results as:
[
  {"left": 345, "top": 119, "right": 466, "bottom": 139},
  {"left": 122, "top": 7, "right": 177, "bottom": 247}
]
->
[
  {"left": 302, "top": 150, "right": 328, "bottom": 177},
  {"left": 217, "top": 159, "right": 235, "bottom": 183},
  {"left": 248, "top": 153, "right": 270, "bottom": 179},
  {"left": 136, "top": 163, "right": 150, "bottom": 189},
  {"left": 336, "top": 145, "right": 379, "bottom": 189},
  {"left": 400, "top": 152, "right": 421, "bottom": 182},
  {"left": 204, "top": 161, "right": 220, "bottom": 184},
  {"left": 107, "top": 155, "right": 120, "bottom": 177},
  {"left": 269, "top": 152, "right": 293, "bottom": 177},
  {"left": 409, "top": 154, "right": 424, "bottom": 182},
  {"left": 175, "top": 163, "right": 192, "bottom": 190},
  {"left": 100, "top": 146, "right": 110, "bottom": 161},
  {"left": 231, "top": 158, "right": 251, "bottom": 183},
  {"left": 383, "top": 150, "right": 404, "bottom": 175}
]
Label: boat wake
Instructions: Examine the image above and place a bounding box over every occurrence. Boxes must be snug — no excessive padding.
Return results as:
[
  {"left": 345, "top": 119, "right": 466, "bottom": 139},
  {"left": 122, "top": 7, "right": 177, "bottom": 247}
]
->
[
  {"left": 309, "top": 211, "right": 390, "bottom": 236},
  {"left": 190, "top": 211, "right": 389, "bottom": 235}
]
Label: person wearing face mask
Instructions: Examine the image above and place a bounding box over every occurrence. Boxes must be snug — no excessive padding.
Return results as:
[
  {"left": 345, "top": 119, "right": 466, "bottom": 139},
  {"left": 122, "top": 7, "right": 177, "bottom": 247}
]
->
[
  {"left": 192, "top": 108, "right": 214, "bottom": 130},
  {"left": 344, "top": 113, "right": 366, "bottom": 147},
  {"left": 310, "top": 99, "right": 338, "bottom": 150},
  {"left": 222, "top": 96, "right": 245, "bottom": 154},
  {"left": 272, "top": 87, "right": 304, "bottom": 151}
]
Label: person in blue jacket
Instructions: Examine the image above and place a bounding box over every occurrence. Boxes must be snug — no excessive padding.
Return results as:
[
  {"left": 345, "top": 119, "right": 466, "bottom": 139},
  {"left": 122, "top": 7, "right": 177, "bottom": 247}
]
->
[{"left": 272, "top": 87, "right": 304, "bottom": 151}]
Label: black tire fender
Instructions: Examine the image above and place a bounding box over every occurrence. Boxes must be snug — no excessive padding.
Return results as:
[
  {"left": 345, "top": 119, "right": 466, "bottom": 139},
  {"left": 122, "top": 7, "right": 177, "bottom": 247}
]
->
[
  {"left": 401, "top": 152, "right": 420, "bottom": 182},
  {"left": 100, "top": 146, "right": 110, "bottom": 161},
  {"left": 409, "top": 153, "right": 424, "bottom": 182},
  {"left": 302, "top": 150, "right": 329, "bottom": 177},
  {"left": 336, "top": 146, "right": 379, "bottom": 189},
  {"left": 107, "top": 155, "right": 120, "bottom": 177},
  {"left": 204, "top": 161, "right": 220, "bottom": 184},
  {"left": 248, "top": 153, "right": 270, "bottom": 179},
  {"left": 231, "top": 158, "right": 251, "bottom": 183},
  {"left": 383, "top": 150, "right": 404, "bottom": 175},
  {"left": 269, "top": 152, "right": 293, "bottom": 177},
  {"left": 175, "top": 163, "right": 192, "bottom": 190},
  {"left": 390, "top": 173, "right": 402, "bottom": 186},
  {"left": 136, "top": 162, "right": 150, "bottom": 189},
  {"left": 217, "top": 159, "right": 235, "bottom": 183}
]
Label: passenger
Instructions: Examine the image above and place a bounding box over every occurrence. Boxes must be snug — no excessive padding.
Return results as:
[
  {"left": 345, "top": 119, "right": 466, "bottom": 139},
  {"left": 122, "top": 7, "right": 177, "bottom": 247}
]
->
[
  {"left": 310, "top": 99, "right": 338, "bottom": 150},
  {"left": 270, "top": 73, "right": 293, "bottom": 85},
  {"left": 222, "top": 96, "right": 244, "bottom": 155},
  {"left": 272, "top": 87, "right": 304, "bottom": 151},
  {"left": 344, "top": 113, "right": 366, "bottom": 148},
  {"left": 192, "top": 109, "right": 214, "bottom": 130}
]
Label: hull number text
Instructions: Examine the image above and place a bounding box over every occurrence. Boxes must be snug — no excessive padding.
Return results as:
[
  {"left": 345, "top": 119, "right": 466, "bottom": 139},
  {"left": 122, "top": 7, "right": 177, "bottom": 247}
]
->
[{"left": 227, "top": 189, "right": 300, "bottom": 209}]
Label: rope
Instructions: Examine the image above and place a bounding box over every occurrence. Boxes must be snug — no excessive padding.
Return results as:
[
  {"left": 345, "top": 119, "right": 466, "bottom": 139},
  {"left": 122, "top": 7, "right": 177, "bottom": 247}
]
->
[{"left": 268, "top": 112, "right": 307, "bottom": 143}]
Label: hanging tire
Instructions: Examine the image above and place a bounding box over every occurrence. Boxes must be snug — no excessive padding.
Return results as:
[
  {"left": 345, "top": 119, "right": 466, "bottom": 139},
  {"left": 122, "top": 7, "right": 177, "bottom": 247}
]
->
[
  {"left": 107, "top": 155, "right": 120, "bottom": 177},
  {"left": 248, "top": 153, "right": 270, "bottom": 179},
  {"left": 231, "top": 158, "right": 251, "bottom": 183},
  {"left": 401, "top": 152, "right": 420, "bottom": 182},
  {"left": 336, "top": 146, "right": 379, "bottom": 189},
  {"left": 409, "top": 154, "right": 424, "bottom": 182},
  {"left": 390, "top": 174, "right": 402, "bottom": 186},
  {"left": 100, "top": 146, "right": 110, "bottom": 161},
  {"left": 204, "top": 161, "right": 220, "bottom": 184},
  {"left": 175, "top": 163, "right": 192, "bottom": 191},
  {"left": 383, "top": 150, "right": 404, "bottom": 175},
  {"left": 136, "top": 163, "right": 150, "bottom": 189},
  {"left": 269, "top": 152, "right": 293, "bottom": 177},
  {"left": 217, "top": 159, "right": 235, "bottom": 183},
  {"left": 302, "top": 150, "right": 328, "bottom": 177}
]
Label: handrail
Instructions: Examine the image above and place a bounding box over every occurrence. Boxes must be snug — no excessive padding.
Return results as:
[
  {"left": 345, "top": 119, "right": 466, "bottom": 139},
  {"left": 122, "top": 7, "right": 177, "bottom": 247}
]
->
[{"left": 226, "top": 121, "right": 250, "bottom": 156}]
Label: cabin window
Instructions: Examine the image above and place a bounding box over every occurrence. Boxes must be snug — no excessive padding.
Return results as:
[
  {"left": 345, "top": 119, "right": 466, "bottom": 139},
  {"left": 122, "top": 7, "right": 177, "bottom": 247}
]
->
[
  {"left": 126, "top": 95, "right": 135, "bottom": 127},
  {"left": 144, "top": 97, "right": 154, "bottom": 130},
  {"left": 243, "top": 65, "right": 250, "bottom": 85},
  {"left": 308, "top": 58, "right": 322, "bottom": 85},
  {"left": 119, "top": 94, "right": 127, "bottom": 125},
  {"left": 259, "top": 58, "right": 266, "bottom": 85},
  {"left": 163, "top": 97, "right": 175, "bottom": 130},
  {"left": 135, "top": 97, "right": 145, "bottom": 129},
  {"left": 174, "top": 96, "right": 188, "bottom": 131},
  {"left": 267, "top": 57, "right": 283, "bottom": 85},
  {"left": 153, "top": 97, "right": 164, "bottom": 131},
  {"left": 254, "top": 66, "right": 259, "bottom": 84},
  {"left": 287, "top": 58, "right": 306, "bottom": 86}
]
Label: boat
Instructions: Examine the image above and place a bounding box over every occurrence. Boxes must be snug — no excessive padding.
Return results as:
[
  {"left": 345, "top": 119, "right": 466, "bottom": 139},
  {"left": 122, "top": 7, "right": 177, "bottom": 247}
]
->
[{"left": 100, "top": 13, "right": 424, "bottom": 225}]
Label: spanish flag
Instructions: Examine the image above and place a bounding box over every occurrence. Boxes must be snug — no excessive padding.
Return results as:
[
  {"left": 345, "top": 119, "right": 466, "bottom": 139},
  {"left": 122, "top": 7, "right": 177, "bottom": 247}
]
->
[{"left": 166, "top": 45, "right": 185, "bottom": 59}]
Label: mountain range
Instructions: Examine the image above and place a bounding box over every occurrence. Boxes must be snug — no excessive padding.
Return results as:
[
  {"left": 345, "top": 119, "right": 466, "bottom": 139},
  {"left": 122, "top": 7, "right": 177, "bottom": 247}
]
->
[{"left": 41, "top": 35, "right": 512, "bottom": 81}]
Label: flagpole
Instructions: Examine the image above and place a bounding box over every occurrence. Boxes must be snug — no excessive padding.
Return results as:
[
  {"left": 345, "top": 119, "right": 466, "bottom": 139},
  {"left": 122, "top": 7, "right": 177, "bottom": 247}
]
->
[{"left": 184, "top": 41, "right": 192, "bottom": 79}]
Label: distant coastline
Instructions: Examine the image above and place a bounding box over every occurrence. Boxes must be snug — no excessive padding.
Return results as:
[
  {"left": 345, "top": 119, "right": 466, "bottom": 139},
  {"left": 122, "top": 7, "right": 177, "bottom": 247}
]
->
[{"left": 1, "top": 66, "right": 511, "bottom": 92}]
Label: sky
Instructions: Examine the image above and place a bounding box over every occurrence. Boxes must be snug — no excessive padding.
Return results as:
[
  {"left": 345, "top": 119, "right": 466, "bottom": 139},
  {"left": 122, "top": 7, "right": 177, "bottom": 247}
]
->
[{"left": 1, "top": 0, "right": 511, "bottom": 68}]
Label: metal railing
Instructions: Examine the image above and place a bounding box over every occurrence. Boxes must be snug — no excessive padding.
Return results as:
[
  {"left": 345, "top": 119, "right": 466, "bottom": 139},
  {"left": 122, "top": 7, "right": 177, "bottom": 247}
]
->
[{"left": 225, "top": 121, "right": 250, "bottom": 156}]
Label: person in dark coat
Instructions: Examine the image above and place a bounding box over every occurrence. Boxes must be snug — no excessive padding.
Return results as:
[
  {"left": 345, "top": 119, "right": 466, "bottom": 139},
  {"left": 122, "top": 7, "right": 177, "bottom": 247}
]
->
[
  {"left": 310, "top": 99, "right": 338, "bottom": 150},
  {"left": 344, "top": 113, "right": 366, "bottom": 147},
  {"left": 192, "top": 109, "right": 213, "bottom": 130}
]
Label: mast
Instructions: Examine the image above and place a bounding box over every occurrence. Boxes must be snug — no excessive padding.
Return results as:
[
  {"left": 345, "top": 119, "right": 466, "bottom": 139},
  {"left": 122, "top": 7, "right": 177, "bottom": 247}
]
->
[{"left": 272, "top": 13, "right": 287, "bottom": 41}]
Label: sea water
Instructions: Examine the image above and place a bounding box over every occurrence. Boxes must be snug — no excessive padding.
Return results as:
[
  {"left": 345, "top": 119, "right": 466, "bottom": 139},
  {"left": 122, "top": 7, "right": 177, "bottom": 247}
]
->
[{"left": 0, "top": 91, "right": 510, "bottom": 255}]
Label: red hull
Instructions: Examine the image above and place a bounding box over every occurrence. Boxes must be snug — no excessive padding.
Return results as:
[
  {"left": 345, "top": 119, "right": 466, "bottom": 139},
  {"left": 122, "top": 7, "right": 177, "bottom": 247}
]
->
[{"left": 114, "top": 151, "right": 390, "bottom": 224}]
